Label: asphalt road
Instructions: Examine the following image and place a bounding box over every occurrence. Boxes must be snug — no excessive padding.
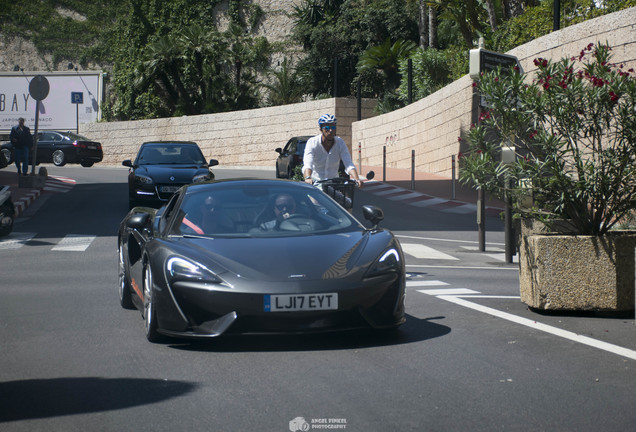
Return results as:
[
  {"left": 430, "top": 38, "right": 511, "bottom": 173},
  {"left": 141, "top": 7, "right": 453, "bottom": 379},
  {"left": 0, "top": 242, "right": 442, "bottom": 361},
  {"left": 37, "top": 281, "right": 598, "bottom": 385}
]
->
[{"left": 0, "top": 165, "right": 634, "bottom": 432}]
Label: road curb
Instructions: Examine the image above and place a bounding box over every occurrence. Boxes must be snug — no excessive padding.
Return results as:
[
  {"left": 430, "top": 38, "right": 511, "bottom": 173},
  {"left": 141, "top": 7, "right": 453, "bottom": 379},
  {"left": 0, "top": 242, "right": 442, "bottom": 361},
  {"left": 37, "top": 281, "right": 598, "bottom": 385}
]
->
[{"left": 13, "top": 188, "right": 42, "bottom": 218}]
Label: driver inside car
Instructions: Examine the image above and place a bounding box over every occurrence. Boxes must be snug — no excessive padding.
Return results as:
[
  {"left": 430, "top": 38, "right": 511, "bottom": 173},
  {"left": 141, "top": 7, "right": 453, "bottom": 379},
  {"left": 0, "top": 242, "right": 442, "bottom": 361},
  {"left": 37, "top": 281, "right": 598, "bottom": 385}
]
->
[{"left": 258, "top": 193, "right": 297, "bottom": 231}]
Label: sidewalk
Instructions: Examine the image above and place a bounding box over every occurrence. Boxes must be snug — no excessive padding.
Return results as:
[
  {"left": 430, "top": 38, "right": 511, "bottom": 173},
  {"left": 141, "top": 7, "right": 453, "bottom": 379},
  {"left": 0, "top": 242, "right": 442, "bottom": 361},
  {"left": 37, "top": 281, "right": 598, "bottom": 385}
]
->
[{"left": 363, "top": 165, "right": 505, "bottom": 213}]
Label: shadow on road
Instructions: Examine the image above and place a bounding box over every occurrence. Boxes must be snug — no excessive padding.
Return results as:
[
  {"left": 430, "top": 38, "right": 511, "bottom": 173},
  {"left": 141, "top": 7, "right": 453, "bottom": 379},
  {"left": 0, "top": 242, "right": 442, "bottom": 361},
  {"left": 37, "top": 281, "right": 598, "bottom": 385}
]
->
[
  {"left": 167, "top": 313, "right": 451, "bottom": 353},
  {"left": 0, "top": 377, "right": 197, "bottom": 422}
]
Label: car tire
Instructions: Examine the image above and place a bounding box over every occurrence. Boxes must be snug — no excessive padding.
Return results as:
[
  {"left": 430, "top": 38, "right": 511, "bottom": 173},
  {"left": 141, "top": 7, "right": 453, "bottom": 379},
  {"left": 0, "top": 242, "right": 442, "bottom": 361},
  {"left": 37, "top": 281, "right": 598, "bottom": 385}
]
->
[
  {"left": 143, "top": 262, "right": 163, "bottom": 343},
  {"left": 0, "top": 203, "right": 14, "bottom": 237},
  {"left": 80, "top": 161, "right": 94, "bottom": 167},
  {"left": 1, "top": 148, "right": 12, "bottom": 164},
  {"left": 275, "top": 164, "right": 281, "bottom": 178},
  {"left": 118, "top": 246, "right": 135, "bottom": 309},
  {"left": 52, "top": 150, "right": 66, "bottom": 166}
]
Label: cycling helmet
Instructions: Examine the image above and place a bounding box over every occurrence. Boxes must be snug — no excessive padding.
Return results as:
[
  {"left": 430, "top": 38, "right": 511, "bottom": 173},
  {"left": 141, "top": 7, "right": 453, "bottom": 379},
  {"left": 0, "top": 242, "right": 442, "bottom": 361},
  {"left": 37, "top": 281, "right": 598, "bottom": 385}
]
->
[{"left": 318, "top": 114, "right": 337, "bottom": 126}]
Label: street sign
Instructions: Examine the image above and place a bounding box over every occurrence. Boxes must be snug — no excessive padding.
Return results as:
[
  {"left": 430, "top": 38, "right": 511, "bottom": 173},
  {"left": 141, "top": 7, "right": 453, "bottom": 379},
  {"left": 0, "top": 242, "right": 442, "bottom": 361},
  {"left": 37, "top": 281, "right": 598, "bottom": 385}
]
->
[
  {"left": 28, "top": 75, "right": 50, "bottom": 101},
  {"left": 71, "top": 92, "right": 84, "bottom": 104},
  {"left": 469, "top": 48, "right": 521, "bottom": 79}
]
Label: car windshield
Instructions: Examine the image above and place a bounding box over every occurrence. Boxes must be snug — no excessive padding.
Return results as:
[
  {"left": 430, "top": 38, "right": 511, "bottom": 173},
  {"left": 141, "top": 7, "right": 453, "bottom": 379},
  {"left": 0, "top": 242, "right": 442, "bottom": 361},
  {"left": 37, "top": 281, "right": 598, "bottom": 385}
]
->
[
  {"left": 170, "top": 183, "right": 359, "bottom": 238},
  {"left": 137, "top": 144, "right": 204, "bottom": 165}
]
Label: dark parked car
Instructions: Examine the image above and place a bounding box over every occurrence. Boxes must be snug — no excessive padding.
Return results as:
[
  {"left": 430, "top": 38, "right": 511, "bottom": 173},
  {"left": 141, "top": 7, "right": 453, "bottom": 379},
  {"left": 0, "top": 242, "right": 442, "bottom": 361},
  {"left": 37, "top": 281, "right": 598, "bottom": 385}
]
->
[
  {"left": 123, "top": 141, "right": 219, "bottom": 209},
  {"left": 1, "top": 131, "right": 103, "bottom": 167},
  {"left": 118, "top": 178, "right": 405, "bottom": 342},
  {"left": 275, "top": 136, "right": 311, "bottom": 179}
]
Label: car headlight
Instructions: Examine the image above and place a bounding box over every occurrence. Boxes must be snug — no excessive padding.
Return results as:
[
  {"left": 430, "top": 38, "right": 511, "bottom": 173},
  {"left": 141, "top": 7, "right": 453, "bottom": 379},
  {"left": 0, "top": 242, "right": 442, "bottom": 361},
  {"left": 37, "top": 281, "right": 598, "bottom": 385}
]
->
[
  {"left": 135, "top": 174, "right": 153, "bottom": 185},
  {"left": 165, "top": 256, "right": 225, "bottom": 285},
  {"left": 364, "top": 248, "right": 401, "bottom": 278},
  {"left": 192, "top": 173, "right": 210, "bottom": 183}
]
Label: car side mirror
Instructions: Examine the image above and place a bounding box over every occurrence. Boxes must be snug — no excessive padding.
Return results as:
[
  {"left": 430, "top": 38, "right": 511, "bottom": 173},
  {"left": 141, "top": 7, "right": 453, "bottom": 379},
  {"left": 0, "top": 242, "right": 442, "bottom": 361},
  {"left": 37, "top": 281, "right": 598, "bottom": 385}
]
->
[
  {"left": 122, "top": 160, "right": 133, "bottom": 168},
  {"left": 362, "top": 205, "right": 384, "bottom": 229},
  {"left": 366, "top": 171, "right": 375, "bottom": 180},
  {"left": 126, "top": 212, "right": 150, "bottom": 229},
  {"left": 275, "top": 148, "right": 283, "bottom": 154},
  {"left": 209, "top": 159, "right": 219, "bottom": 167}
]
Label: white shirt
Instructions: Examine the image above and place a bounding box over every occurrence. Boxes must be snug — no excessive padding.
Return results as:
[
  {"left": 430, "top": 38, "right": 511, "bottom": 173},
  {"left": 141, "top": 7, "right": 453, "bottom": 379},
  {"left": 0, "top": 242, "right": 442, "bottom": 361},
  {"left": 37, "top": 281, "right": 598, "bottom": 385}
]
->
[{"left": 302, "top": 134, "right": 356, "bottom": 181}]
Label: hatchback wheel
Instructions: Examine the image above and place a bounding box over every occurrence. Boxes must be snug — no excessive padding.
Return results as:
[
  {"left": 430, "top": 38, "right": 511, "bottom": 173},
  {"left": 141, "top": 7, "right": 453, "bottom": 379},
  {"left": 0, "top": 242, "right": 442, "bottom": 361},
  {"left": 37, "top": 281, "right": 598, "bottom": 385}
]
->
[
  {"left": 0, "top": 203, "right": 14, "bottom": 237},
  {"left": 80, "top": 161, "right": 94, "bottom": 167}
]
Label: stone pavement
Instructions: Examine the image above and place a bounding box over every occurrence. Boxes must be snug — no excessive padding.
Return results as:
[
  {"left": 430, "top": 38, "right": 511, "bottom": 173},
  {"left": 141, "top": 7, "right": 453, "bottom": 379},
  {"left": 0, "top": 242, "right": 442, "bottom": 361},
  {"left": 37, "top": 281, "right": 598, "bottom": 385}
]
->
[{"left": 362, "top": 165, "right": 505, "bottom": 217}]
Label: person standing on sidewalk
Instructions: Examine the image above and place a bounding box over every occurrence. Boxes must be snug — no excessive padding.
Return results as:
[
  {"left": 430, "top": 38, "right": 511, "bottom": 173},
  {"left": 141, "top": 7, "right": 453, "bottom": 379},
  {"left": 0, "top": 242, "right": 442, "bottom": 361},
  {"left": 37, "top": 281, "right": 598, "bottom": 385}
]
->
[
  {"left": 9, "top": 117, "right": 33, "bottom": 175},
  {"left": 302, "top": 114, "right": 363, "bottom": 188}
]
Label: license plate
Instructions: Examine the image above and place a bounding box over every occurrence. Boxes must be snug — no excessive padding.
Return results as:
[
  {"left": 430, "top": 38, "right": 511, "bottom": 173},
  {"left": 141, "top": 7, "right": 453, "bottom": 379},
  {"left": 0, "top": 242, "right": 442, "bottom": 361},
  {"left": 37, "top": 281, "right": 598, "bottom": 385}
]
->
[
  {"left": 264, "top": 293, "right": 338, "bottom": 312},
  {"left": 87, "top": 145, "right": 97, "bottom": 150},
  {"left": 159, "top": 186, "right": 180, "bottom": 193}
]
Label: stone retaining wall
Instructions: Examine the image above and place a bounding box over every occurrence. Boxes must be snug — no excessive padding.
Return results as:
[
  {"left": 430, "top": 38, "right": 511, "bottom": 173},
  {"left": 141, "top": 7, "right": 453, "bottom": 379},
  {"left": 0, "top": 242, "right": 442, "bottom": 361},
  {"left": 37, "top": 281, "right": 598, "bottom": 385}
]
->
[
  {"left": 353, "top": 7, "right": 636, "bottom": 177},
  {"left": 82, "top": 98, "right": 377, "bottom": 166}
]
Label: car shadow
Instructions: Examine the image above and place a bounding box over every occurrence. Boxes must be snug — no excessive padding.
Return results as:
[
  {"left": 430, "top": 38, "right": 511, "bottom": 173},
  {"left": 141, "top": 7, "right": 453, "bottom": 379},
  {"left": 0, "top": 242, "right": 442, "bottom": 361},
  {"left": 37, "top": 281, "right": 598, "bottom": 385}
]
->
[
  {"left": 167, "top": 314, "right": 450, "bottom": 353},
  {"left": 0, "top": 377, "right": 197, "bottom": 422}
]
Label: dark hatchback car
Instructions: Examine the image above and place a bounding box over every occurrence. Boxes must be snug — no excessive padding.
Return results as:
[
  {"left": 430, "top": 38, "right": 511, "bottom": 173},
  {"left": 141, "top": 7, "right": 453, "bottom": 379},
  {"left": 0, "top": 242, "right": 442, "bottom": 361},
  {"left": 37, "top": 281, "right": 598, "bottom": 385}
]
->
[
  {"left": 275, "top": 136, "right": 311, "bottom": 179},
  {"left": 1, "top": 131, "right": 103, "bottom": 167},
  {"left": 123, "top": 141, "right": 219, "bottom": 209}
]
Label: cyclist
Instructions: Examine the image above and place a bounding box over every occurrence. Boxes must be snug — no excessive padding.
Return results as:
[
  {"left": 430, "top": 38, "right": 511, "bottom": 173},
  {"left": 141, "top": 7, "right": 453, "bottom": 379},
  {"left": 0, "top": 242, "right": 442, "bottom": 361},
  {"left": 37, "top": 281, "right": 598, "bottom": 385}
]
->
[{"left": 302, "top": 114, "right": 363, "bottom": 189}]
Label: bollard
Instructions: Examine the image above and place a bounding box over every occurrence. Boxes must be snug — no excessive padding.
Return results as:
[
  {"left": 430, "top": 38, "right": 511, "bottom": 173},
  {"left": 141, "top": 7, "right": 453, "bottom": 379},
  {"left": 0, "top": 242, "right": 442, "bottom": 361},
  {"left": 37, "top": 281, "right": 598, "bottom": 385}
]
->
[
  {"left": 411, "top": 150, "right": 415, "bottom": 190},
  {"left": 451, "top": 155, "right": 456, "bottom": 200},
  {"left": 383, "top": 146, "right": 386, "bottom": 182}
]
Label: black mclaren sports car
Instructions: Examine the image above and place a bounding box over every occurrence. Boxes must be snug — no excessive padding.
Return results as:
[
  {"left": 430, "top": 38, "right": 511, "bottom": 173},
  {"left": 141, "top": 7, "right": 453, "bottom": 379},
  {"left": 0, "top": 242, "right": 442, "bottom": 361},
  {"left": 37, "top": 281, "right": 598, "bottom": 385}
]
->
[{"left": 117, "top": 178, "right": 406, "bottom": 342}]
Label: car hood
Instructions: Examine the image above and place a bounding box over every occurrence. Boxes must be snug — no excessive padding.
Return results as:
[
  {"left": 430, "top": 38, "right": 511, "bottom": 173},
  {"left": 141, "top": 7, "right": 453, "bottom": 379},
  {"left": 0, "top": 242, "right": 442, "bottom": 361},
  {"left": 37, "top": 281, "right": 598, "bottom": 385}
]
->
[
  {"left": 170, "top": 231, "right": 395, "bottom": 283},
  {"left": 136, "top": 165, "right": 208, "bottom": 182}
]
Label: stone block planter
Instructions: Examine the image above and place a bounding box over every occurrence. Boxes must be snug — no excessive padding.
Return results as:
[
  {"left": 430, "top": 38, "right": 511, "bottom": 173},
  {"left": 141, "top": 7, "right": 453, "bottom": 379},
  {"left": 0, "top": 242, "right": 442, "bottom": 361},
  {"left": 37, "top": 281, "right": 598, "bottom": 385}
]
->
[{"left": 519, "top": 220, "right": 636, "bottom": 312}]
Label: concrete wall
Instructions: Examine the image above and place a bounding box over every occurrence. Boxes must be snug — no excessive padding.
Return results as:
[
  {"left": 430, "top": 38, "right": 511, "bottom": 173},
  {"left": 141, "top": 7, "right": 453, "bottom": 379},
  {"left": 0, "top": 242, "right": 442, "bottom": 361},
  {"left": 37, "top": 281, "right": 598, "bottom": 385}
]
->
[
  {"left": 353, "top": 7, "right": 636, "bottom": 177},
  {"left": 82, "top": 97, "right": 377, "bottom": 166},
  {"left": 81, "top": 7, "right": 635, "bottom": 174}
]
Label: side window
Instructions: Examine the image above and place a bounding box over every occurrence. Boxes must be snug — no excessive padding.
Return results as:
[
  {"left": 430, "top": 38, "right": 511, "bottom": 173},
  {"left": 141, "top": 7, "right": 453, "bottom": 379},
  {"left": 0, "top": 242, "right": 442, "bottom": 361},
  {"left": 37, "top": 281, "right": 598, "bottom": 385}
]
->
[{"left": 160, "top": 192, "right": 181, "bottom": 234}]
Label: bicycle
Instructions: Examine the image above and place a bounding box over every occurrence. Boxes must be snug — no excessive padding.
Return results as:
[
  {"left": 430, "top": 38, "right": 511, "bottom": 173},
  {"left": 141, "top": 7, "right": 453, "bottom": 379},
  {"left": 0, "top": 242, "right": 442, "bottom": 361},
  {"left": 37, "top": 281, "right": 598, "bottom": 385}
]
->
[{"left": 314, "top": 171, "right": 374, "bottom": 212}]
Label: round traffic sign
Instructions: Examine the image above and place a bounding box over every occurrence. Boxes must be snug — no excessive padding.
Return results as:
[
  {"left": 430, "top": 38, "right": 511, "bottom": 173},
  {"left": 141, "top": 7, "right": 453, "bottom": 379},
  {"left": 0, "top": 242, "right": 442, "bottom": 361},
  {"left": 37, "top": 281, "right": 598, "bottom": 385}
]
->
[{"left": 29, "top": 75, "right": 50, "bottom": 101}]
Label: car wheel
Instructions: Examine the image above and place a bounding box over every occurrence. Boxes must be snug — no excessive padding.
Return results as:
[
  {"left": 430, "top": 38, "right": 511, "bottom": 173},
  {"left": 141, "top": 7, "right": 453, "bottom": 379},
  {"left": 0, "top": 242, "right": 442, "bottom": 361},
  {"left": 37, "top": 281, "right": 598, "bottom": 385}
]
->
[
  {"left": 80, "top": 161, "right": 94, "bottom": 167},
  {"left": 0, "top": 203, "right": 14, "bottom": 237},
  {"left": 118, "top": 246, "right": 134, "bottom": 309},
  {"left": 52, "top": 150, "right": 66, "bottom": 166},
  {"left": 1, "top": 148, "right": 12, "bottom": 164},
  {"left": 275, "top": 164, "right": 281, "bottom": 178},
  {"left": 143, "top": 263, "right": 163, "bottom": 343}
]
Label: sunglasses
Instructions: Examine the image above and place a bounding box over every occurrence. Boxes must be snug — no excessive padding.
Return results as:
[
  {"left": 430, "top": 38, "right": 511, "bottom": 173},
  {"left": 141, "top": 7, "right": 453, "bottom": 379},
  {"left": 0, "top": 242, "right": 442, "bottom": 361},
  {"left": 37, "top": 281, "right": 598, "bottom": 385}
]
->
[
  {"left": 276, "top": 202, "right": 294, "bottom": 210},
  {"left": 322, "top": 125, "right": 337, "bottom": 131}
]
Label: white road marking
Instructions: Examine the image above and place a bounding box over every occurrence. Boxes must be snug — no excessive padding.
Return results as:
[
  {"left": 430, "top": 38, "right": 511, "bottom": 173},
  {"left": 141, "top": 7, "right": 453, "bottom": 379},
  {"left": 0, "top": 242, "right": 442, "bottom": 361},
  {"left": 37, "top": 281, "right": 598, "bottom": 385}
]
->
[
  {"left": 407, "top": 264, "right": 518, "bottom": 271},
  {"left": 406, "top": 280, "right": 449, "bottom": 287},
  {"left": 401, "top": 243, "right": 459, "bottom": 260},
  {"left": 420, "top": 291, "right": 636, "bottom": 361},
  {"left": 51, "top": 234, "right": 96, "bottom": 251},
  {"left": 417, "top": 288, "right": 479, "bottom": 295}
]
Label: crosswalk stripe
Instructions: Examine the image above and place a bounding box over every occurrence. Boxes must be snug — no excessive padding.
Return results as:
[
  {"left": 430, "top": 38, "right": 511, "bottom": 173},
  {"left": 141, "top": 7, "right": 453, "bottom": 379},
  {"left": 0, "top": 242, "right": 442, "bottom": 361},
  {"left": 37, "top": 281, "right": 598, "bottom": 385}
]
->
[
  {"left": 406, "top": 280, "right": 449, "bottom": 287},
  {"left": 51, "top": 234, "right": 96, "bottom": 251},
  {"left": 401, "top": 243, "right": 459, "bottom": 260},
  {"left": 417, "top": 288, "right": 480, "bottom": 295}
]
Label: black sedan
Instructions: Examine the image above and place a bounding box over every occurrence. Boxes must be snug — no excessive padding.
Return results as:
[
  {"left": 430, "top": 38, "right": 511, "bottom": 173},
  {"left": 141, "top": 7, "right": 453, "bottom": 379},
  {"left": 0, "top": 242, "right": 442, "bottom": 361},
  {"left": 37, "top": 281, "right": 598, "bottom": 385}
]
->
[
  {"left": 123, "top": 141, "right": 219, "bottom": 209},
  {"left": 117, "top": 179, "right": 406, "bottom": 342},
  {"left": 275, "top": 136, "right": 311, "bottom": 179},
  {"left": 1, "top": 131, "right": 103, "bottom": 167}
]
